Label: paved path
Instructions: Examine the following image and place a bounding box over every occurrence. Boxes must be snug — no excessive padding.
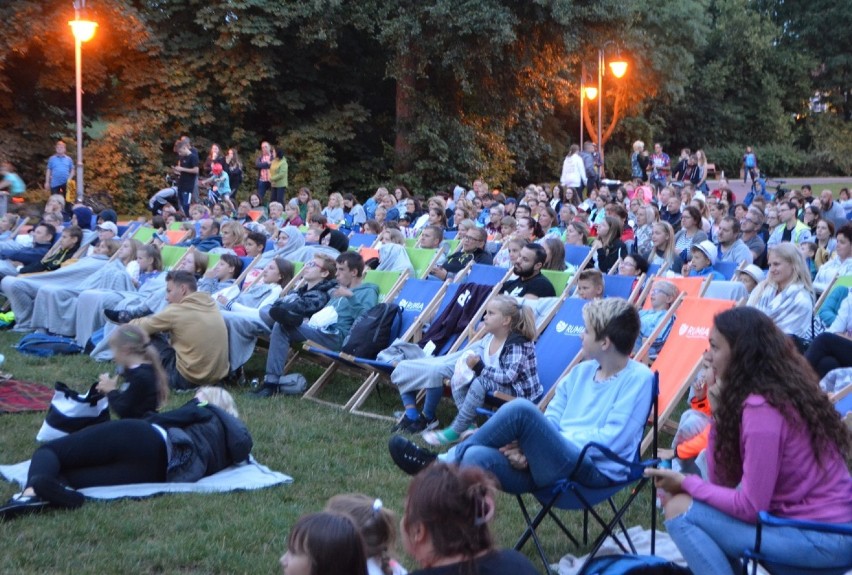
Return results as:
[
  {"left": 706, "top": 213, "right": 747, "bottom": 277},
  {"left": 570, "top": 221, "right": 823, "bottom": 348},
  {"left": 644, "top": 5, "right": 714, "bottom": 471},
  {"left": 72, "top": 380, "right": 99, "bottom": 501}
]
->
[{"left": 711, "top": 177, "right": 851, "bottom": 203}]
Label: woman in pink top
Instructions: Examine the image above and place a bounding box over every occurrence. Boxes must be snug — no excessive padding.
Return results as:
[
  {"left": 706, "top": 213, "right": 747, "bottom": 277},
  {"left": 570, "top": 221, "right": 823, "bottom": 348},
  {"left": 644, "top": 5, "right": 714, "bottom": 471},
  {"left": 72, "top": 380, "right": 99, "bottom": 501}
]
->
[{"left": 647, "top": 307, "right": 852, "bottom": 575}]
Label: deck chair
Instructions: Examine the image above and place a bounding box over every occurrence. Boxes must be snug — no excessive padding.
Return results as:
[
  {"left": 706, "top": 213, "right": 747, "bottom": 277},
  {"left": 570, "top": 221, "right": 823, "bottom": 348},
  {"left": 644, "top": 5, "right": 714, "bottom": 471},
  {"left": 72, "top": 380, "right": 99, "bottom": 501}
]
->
[
  {"left": 458, "top": 263, "right": 511, "bottom": 287},
  {"left": 832, "top": 384, "right": 852, "bottom": 418},
  {"left": 165, "top": 229, "right": 189, "bottom": 245},
  {"left": 168, "top": 221, "right": 184, "bottom": 231},
  {"left": 131, "top": 226, "right": 157, "bottom": 244},
  {"left": 712, "top": 260, "right": 740, "bottom": 280},
  {"left": 358, "top": 246, "right": 380, "bottom": 262},
  {"left": 638, "top": 275, "right": 710, "bottom": 309},
  {"left": 160, "top": 246, "right": 188, "bottom": 270},
  {"left": 301, "top": 278, "right": 447, "bottom": 410},
  {"left": 514, "top": 372, "right": 660, "bottom": 573},
  {"left": 703, "top": 280, "right": 748, "bottom": 302},
  {"left": 404, "top": 247, "right": 440, "bottom": 279},
  {"left": 640, "top": 296, "right": 736, "bottom": 452},
  {"left": 363, "top": 270, "right": 407, "bottom": 301},
  {"left": 814, "top": 274, "right": 852, "bottom": 316},
  {"left": 541, "top": 270, "right": 573, "bottom": 296},
  {"left": 348, "top": 233, "right": 377, "bottom": 249},
  {"left": 602, "top": 274, "right": 643, "bottom": 302},
  {"left": 480, "top": 297, "right": 589, "bottom": 418},
  {"left": 404, "top": 237, "right": 418, "bottom": 248},
  {"left": 741, "top": 511, "right": 852, "bottom": 575},
  {"left": 118, "top": 221, "right": 142, "bottom": 239},
  {"left": 565, "top": 245, "right": 593, "bottom": 270}
]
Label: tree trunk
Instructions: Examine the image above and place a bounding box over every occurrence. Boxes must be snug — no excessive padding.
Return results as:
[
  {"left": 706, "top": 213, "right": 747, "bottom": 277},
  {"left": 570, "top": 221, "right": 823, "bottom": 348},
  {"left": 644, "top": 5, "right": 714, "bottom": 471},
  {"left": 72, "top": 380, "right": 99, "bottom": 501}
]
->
[{"left": 394, "top": 50, "right": 416, "bottom": 173}]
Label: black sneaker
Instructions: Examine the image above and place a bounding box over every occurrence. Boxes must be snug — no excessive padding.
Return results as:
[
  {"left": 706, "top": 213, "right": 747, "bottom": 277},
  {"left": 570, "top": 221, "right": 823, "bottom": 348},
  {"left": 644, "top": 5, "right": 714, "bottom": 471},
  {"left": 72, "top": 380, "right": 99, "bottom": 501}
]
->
[
  {"left": 0, "top": 494, "right": 50, "bottom": 521},
  {"left": 30, "top": 475, "right": 84, "bottom": 509},
  {"left": 391, "top": 414, "right": 439, "bottom": 434},
  {"left": 252, "top": 384, "right": 279, "bottom": 398},
  {"left": 388, "top": 435, "right": 437, "bottom": 476}
]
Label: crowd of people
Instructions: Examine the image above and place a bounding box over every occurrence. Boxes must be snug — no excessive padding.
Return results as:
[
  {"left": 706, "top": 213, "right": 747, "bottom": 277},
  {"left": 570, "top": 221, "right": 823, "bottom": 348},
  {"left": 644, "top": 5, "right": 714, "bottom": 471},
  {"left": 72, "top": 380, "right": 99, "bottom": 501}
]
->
[{"left": 0, "top": 137, "right": 849, "bottom": 574}]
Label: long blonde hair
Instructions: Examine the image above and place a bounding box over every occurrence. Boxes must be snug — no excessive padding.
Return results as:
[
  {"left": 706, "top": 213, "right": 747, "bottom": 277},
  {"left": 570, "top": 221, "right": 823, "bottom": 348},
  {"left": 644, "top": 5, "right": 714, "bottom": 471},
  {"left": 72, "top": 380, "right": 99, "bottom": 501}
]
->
[
  {"left": 652, "top": 221, "right": 677, "bottom": 264},
  {"left": 108, "top": 325, "right": 168, "bottom": 408},
  {"left": 488, "top": 295, "right": 537, "bottom": 341},
  {"left": 758, "top": 243, "right": 814, "bottom": 296}
]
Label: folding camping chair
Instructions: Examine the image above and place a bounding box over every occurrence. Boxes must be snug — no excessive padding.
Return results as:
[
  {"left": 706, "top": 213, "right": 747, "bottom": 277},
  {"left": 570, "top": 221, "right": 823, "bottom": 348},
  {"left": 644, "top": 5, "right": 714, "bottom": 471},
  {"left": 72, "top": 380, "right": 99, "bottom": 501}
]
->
[
  {"left": 640, "top": 296, "right": 736, "bottom": 452},
  {"left": 514, "top": 372, "right": 661, "bottom": 573},
  {"left": 741, "top": 511, "right": 852, "bottom": 575}
]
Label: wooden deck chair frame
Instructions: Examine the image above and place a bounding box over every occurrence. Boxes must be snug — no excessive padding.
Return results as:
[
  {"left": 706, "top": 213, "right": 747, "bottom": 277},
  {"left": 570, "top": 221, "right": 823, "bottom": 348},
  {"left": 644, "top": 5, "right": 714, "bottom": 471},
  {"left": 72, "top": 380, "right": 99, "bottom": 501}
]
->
[
  {"left": 299, "top": 274, "right": 432, "bottom": 411},
  {"left": 633, "top": 292, "right": 687, "bottom": 364},
  {"left": 813, "top": 274, "right": 852, "bottom": 316},
  {"left": 639, "top": 296, "right": 737, "bottom": 453},
  {"left": 9, "top": 215, "right": 29, "bottom": 237},
  {"left": 346, "top": 281, "right": 458, "bottom": 420},
  {"left": 285, "top": 270, "right": 408, "bottom": 384},
  {"left": 444, "top": 267, "right": 513, "bottom": 354}
]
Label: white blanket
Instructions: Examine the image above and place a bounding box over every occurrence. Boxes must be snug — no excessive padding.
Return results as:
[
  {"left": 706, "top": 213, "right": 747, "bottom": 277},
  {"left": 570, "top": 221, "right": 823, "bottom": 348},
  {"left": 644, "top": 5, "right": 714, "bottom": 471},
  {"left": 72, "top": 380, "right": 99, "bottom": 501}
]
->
[{"left": 0, "top": 456, "right": 292, "bottom": 500}]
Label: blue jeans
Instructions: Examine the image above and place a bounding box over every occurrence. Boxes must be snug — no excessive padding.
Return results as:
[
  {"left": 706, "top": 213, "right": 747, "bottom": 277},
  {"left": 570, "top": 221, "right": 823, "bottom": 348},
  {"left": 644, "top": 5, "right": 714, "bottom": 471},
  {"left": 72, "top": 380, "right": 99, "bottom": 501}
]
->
[
  {"left": 449, "top": 400, "right": 609, "bottom": 494},
  {"left": 666, "top": 500, "right": 852, "bottom": 575},
  {"left": 264, "top": 322, "right": 341, "bottom": 384}
]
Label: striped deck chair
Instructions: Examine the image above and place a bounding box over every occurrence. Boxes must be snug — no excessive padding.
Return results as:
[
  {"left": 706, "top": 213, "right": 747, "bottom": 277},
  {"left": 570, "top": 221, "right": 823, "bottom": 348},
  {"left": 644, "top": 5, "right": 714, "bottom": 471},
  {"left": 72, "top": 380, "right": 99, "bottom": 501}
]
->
[
  {"left": 640, "top": 296, "right": 736, "bottom": 452},
  {"left": 302, "top": 277, "right": 447, "bottom": 410}
]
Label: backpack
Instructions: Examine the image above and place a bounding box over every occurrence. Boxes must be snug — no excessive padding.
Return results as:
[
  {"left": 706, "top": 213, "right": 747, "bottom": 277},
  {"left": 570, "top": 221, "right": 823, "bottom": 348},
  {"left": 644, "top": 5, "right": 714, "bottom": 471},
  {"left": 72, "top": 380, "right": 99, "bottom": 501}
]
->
[
  {"left": 580, "top": 151, "right": 597, "bottom": 179},
  {"left": 16, "top": 333, "right": 85, "bottom": 357},
  {"left": 341, "top": 303, "right": 403, "bottom": 359},
  {"left": 582, "top": 555, "right": 691, "bottom": 574}
]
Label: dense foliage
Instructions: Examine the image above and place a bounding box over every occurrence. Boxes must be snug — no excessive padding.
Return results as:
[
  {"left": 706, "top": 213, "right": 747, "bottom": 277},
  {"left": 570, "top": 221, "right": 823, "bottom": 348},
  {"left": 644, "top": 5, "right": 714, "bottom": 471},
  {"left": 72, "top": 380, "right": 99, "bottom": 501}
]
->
[{"left": 0, "top": 0, "right": 846, "bottom": 213}]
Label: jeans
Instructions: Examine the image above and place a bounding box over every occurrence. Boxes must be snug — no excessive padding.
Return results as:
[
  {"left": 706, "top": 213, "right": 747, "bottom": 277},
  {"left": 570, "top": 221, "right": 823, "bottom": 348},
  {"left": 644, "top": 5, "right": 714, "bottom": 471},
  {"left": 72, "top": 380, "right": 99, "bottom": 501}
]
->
[
  {"left": 450, "top": 400, "right": 609, "bottom": 494},
  {"left": 805, "top": 332, "right": 852, "bottom": 378},
  {"left": 150, "top": 333, "right": 194, "bottom": 390},
  {"left": 666, "top": 500, "right": 852, "bottom": 575},
  {"left": 264, "top": 322, "right": 341, "bottom": 384},
  {"left": 28, "top": 420, "right": 167, "bottom": 489},
  {"left": 257, "top": 180, "right": 271, "bottom": 201},
  {"left": 270, "top": 187, "right": 287, "bottom": 205}
]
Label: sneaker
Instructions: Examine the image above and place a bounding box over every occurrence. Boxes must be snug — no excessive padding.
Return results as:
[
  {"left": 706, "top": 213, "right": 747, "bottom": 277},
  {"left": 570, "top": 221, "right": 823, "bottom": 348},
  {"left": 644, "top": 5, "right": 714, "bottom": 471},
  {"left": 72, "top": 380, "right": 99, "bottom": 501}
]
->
[
  {"left": 422, "top": 429, "right": 461, "bottom": 446},
  {"left": 252, "top": 384, "right": 279, "bottom": 398},
  {"left": 0, "top": 493, "right": 50, "bottom": 521},
  {"left": 103, "top": 309, "right": 134, "bottom": 324},
  {"left": 388, "top": 435, "right": 437, "bottom": 476},
  {"left": 391, "top": 414, "right": 439, "bottom": 434},
  {"left": 30, "top": 475, "right": 84, "bottom": 509}
]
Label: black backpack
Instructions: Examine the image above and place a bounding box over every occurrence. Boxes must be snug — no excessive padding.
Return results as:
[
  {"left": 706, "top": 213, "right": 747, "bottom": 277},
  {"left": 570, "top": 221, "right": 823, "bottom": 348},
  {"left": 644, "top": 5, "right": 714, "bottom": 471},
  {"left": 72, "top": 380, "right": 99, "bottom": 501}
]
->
[{"left": 341, "top": 303, "right": 403, "bottom": 359}]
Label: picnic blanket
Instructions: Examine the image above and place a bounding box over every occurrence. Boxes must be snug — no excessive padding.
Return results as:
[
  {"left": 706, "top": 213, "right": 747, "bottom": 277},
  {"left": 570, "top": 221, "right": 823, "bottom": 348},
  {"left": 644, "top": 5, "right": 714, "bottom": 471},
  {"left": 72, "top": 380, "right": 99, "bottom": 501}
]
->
[
  {"left": 0, "top": 380, "right": 53, "bottom": 413},
  {"left": 0, "top": 457, "right": 292, "bottom": 499}
]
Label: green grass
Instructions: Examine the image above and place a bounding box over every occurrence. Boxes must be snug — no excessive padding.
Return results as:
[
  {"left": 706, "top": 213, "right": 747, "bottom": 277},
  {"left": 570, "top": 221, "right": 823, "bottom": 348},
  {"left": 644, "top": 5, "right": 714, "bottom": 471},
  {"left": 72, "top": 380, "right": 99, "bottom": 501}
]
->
[{"left": 0, "top": 333, "right": 665, "bottom": 574}]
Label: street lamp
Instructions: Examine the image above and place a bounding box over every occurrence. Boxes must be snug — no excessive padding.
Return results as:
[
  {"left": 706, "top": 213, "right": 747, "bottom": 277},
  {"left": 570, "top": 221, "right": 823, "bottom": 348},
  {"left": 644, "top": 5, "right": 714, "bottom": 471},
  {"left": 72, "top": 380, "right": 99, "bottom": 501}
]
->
[
  {"left": 579, "top": 44, "right": 627, "bottom": 176},
  {"left": 69, "top": 1, "right": 97, "bottom": 204}
]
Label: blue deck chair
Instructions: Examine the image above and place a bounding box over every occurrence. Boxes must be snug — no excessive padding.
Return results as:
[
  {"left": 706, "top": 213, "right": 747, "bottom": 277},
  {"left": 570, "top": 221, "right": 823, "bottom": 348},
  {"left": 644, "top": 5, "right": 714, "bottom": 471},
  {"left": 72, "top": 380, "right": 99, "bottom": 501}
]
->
[
  {"left": 514, "top": 372, "right": 661, "bottom": 573},
  {"left": 264, "top": 238, "right": 274, "bottom": 252},
  {"left": 713, "top": 260, "right": 739, "bottom": 280},
  {"left": 461, "top": 263, "right": 511, "bottom": 287},
  {"left": 348, "top": 233, "right": 378, "bottom": 249},
  {"left": 444, "top": 231, "right": 459, "bottom": 240},
  {"left": 647, "top": 263, "right": 662, "bottom": 277},
  {"left": 602, "top": 274, "right": 636, "bottom": 300},
  {"left": 741, "top": 511, "right": 852, "bottom": 575},
  {"left": 301, "top": 278, "right": 448, "bottom": 408},
  {"left": 565, "top": 245, "right": 592, "bottom": 269},
  {"left": 478, "top": 297, "right": 588, "bottom": 417}
]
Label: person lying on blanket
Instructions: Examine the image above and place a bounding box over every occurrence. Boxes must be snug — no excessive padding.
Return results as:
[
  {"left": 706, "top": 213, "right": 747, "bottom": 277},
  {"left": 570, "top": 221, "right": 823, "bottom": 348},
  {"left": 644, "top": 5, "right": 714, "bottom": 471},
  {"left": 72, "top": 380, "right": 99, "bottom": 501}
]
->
[
  {"left": 0, "top": 387, "right": 251, "bottom": 520},
  {"left": 389, "top": 297, "right": 653, "bottom": 495}
]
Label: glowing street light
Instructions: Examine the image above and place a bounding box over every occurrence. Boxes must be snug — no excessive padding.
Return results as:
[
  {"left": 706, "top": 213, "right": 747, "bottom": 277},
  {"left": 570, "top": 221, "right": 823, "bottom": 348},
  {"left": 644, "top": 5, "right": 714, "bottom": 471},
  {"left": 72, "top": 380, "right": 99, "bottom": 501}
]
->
[
  {"left": 578, "top": 44, "right": 627, "bottom": 175},
  {"left": 583, "top": 86, "right": 598, "bottom": 101},
  {"left": 69, "top": 1, "right": 97, "bottom": 204},
  {"left": 609, "top": 59, "right": 628, "bottom": 79}
]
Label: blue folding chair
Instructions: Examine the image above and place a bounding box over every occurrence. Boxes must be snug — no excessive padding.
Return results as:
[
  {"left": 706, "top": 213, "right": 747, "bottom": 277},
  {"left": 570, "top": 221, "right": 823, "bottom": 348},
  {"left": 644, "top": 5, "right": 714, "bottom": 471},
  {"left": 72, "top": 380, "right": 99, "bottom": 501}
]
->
[
  {"left": 514, "top": 372, "right": 660, "bottom": 573},
  {"left": 264, "top": 238, "right": 275, "bottom": 252},
  {"left": 444, "top": 231, "right": 459, "bottom": 240},
  {"left": 741, "top": 512, "right": 852, "bottom": 575},
  {"left": 713, "top": 260, "right": 739, "bottom": 280},
  {"left": 463, "top": 263, "right": 510, "bottom": 287}
]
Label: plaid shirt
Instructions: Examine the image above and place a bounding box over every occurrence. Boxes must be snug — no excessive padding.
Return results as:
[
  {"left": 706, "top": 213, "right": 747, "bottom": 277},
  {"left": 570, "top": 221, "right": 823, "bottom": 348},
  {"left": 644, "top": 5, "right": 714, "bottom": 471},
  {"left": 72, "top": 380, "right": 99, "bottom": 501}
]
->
[{"left": 473, "top": 332, "right": 542, "bottom": 400}]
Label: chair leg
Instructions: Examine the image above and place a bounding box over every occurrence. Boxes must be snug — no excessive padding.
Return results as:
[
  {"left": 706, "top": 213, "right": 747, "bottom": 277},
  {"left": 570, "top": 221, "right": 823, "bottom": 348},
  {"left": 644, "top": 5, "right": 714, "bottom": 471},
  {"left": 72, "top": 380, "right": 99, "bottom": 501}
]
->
[
  {"left": 546, "top": 509, "right": 581, "bottom": 548},
  {"left": 513, "top": 495, "right": 553, "bottom": 573}
]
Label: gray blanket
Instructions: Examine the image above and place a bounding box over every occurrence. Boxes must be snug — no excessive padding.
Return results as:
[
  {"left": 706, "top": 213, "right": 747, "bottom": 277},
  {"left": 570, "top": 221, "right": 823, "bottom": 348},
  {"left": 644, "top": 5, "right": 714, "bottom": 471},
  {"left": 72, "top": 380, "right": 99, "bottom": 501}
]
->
[
  {"left": 223, "top": 309, "right": 272, "bottom": 371},
  {"left": 1, "top": 255, "right": 111, "bottom": 329},
  {"left": 31, "top": 258, "right": 136, "bottom": 336}
]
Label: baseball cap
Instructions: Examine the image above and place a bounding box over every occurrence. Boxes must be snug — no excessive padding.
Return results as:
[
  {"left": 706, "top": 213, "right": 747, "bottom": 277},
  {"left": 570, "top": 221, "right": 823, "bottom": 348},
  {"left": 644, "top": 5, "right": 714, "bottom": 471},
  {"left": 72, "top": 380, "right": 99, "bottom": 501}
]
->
[{"left": 97, "top": 221, "right": 118, "bottom": 234}]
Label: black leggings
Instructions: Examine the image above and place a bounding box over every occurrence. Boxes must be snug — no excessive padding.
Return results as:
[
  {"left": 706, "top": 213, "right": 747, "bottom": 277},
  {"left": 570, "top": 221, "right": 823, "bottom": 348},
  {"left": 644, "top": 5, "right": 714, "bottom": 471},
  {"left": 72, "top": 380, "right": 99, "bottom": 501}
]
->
[
  {"left": 805, "top": 332, "right": 852, "bottom": 378},
  {"left": 28, "top": 420, "right": 167, "bottom": 489}
]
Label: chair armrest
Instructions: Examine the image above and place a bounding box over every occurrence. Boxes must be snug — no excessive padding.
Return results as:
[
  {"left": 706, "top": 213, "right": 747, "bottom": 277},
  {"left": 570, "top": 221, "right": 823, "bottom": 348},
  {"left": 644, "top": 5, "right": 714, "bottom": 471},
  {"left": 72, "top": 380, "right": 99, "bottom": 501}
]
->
[
  {"left": 569, "top": 442, "right": 659, "bottom": 482},
  {"left": 758, "top": 511, "right": 852, "bottom": 536}
]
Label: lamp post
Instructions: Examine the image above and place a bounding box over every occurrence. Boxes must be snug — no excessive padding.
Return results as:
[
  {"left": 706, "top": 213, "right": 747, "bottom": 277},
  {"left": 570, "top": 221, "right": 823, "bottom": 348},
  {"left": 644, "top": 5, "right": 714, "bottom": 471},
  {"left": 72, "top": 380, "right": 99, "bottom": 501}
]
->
[
  {"left": 69, "top": 1, "right": 97, "bottom": 204},
  {"left": 579, "top": 45, "right": 627, "bottom": 176}
]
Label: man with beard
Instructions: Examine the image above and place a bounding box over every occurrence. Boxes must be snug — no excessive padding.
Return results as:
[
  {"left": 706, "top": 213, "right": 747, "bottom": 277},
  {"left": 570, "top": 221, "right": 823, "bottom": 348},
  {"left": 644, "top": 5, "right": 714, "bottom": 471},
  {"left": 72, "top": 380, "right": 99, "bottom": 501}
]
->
[{"left": 500, "top": 243, "right": 555, "bottom": 300}]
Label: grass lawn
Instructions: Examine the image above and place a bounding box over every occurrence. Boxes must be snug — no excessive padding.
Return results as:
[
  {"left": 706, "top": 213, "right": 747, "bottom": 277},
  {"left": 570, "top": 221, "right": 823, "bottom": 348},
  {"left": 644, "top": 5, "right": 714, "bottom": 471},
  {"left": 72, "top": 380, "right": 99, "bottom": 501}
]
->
[{"left": 0, "top": 331, "right": 665, "bottom": 574}]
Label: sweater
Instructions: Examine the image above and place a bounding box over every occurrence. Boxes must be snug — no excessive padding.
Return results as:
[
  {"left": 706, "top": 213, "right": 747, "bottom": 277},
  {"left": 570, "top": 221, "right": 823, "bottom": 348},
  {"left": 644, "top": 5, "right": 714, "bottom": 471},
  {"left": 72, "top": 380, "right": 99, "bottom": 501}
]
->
[
  {"left": 132, "top": 291, "right": 229, "bottom": 384},
  {"left": 682, "top": 394, "right": 852, "bottom": 524},
  {"left": 107, "top": 363, "right": 159, "bottom": 419},
  {"left": 325, "top": 282, "right": 380, "bottom": 346},
  {"left": 544, "top": 359, "right": 652, "bottom": 480}
]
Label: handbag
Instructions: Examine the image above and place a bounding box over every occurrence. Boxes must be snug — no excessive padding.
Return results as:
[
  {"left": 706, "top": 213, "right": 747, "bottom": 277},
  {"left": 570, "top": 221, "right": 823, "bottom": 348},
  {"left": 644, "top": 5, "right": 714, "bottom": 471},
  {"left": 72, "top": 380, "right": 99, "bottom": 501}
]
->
[{"left": 36, "top": 382, "right": 110, "bottom": 442}]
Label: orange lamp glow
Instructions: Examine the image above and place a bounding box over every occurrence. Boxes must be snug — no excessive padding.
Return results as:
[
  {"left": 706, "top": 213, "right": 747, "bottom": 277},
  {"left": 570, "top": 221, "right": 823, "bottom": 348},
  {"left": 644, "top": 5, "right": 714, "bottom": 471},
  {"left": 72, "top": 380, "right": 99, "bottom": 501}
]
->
[
  {"left": 584, "top": 86, "right": 598, "bottom": 100},
  {"left": 609, "top": 59, "right": 628, "bottom": 79},
  {"left": 69, "top": 19, "right": 97, "bottom": 42}
]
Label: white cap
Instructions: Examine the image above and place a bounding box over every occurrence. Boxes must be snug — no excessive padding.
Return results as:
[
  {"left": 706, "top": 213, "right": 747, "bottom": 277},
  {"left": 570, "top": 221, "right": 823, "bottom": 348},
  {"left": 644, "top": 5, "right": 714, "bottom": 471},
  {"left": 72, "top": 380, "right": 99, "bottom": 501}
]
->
[
  {"left": 97, "top": 221, "right": 118, "bottom": 234},
  {"left": 739, "top": 264, "right": 765, "bottom": 284},
  {"left": 691, "top": 240, "right": 718, "bottom": 265}
]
